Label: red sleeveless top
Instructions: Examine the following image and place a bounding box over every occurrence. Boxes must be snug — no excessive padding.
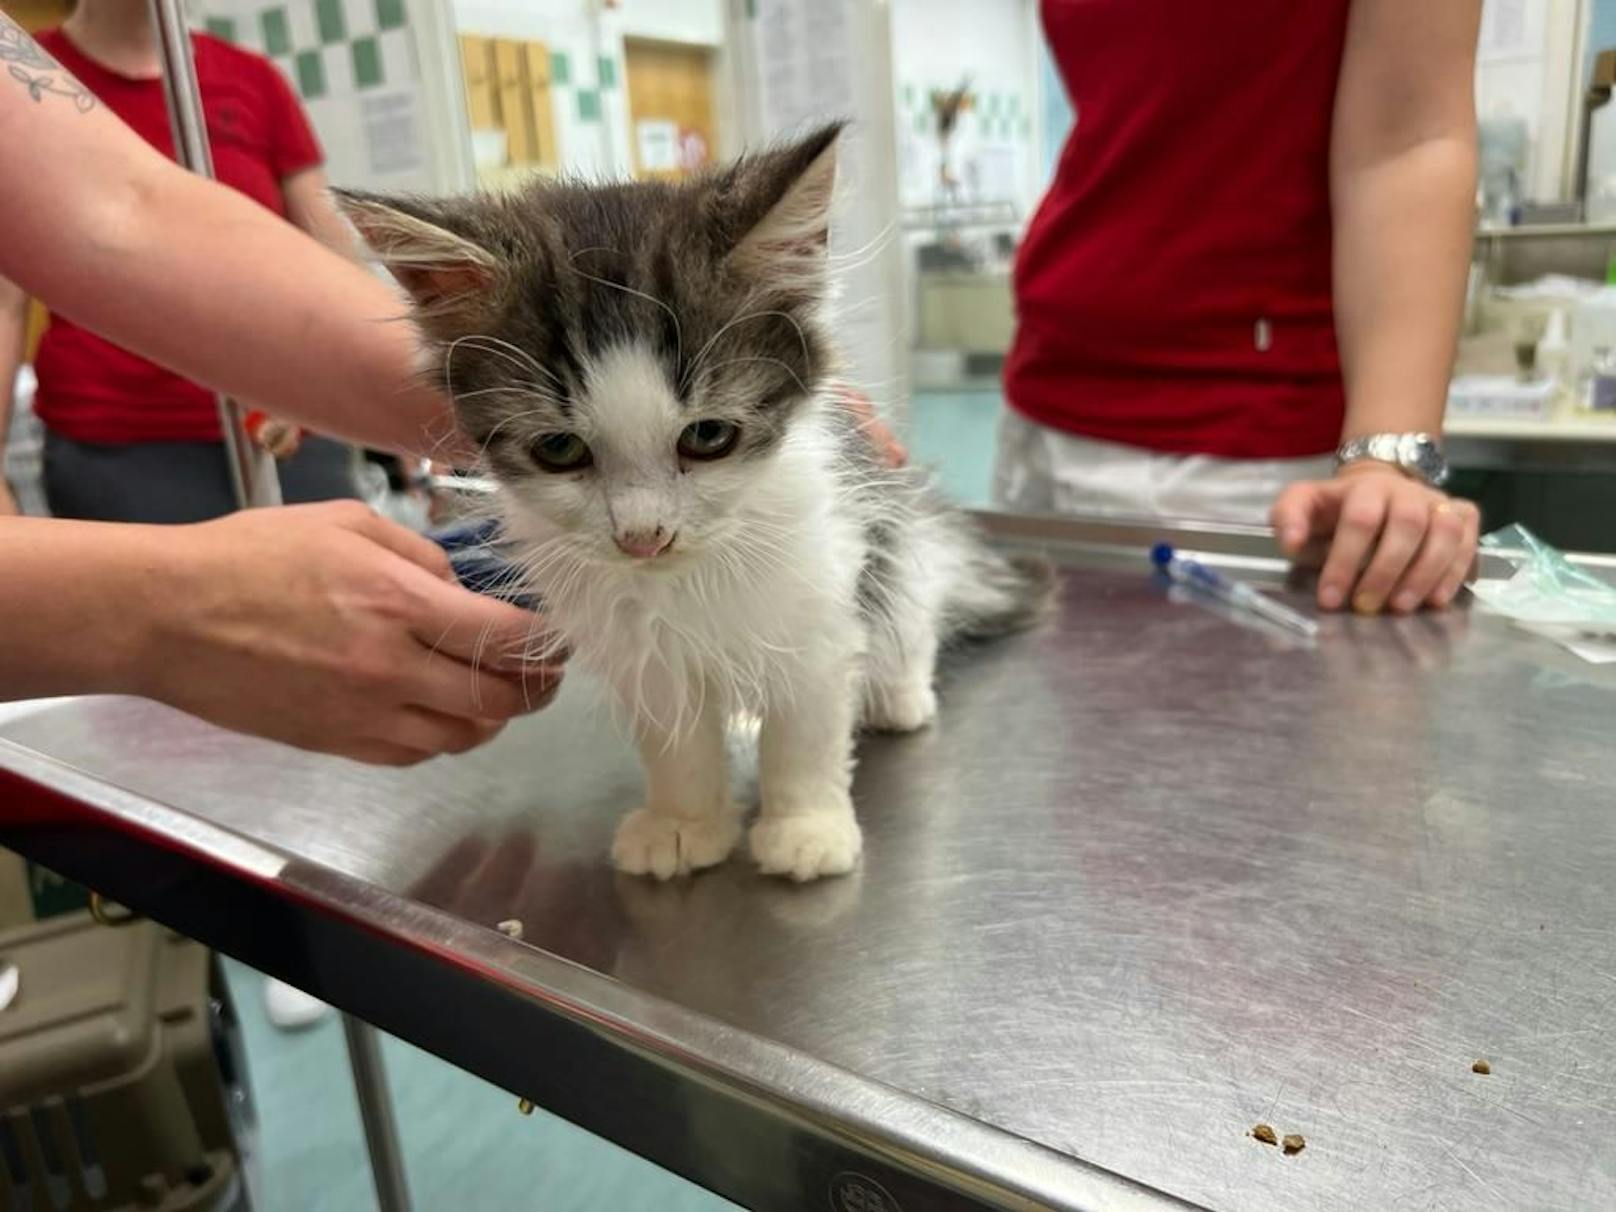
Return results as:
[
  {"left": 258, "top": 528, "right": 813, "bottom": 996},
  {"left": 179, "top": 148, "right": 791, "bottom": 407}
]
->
[{"left": 1005, "top": 0, "right": 1353, "bottom": 459}]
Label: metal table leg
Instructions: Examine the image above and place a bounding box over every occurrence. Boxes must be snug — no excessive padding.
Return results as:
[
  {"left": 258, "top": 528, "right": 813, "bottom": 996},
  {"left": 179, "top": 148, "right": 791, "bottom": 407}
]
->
[
  {"left": 146, "top": 0, "right": 281, "bottom": 510},
  {"left": 341, "top": 1015, "right": 413, "bottom": 1212}
]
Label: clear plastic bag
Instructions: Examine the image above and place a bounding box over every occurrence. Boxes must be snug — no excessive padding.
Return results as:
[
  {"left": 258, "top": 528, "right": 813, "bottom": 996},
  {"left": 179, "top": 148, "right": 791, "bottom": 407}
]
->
[{"left": 1471, "top": 524, "right": 1616, "bottom": 631}]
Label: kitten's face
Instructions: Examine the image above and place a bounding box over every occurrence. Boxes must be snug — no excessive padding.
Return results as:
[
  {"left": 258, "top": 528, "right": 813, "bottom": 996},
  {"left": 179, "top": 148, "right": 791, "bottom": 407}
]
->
[{"left": 340, "top": 125, "right": 842, "bottom": 566}]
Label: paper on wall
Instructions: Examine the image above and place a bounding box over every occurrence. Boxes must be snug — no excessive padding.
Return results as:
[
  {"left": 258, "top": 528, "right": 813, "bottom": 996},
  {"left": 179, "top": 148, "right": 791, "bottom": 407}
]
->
[
  {"left": 745, "top": 0, "right": 905, "bottom": 413},
  {"left": 636, "top": 119, "right": 680, "bottom": 172},
  {"left": 361, "top": 90, "right": 426, "bottom": 177},
  {"left": 1478, "top": 0, "right": 1543, "bottom": 63}
]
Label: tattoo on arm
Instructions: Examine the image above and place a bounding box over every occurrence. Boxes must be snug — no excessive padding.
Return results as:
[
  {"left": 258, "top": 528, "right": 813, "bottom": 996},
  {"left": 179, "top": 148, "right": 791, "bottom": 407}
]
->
[{"left": 0, "top": 17, "right": 96, "bottom": 113}]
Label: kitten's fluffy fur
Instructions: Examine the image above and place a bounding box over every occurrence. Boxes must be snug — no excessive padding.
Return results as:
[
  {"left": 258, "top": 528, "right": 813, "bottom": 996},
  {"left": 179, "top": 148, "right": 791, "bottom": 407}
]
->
[{"left": 340, "top": 124, "right": 1051, "bottom": 881}]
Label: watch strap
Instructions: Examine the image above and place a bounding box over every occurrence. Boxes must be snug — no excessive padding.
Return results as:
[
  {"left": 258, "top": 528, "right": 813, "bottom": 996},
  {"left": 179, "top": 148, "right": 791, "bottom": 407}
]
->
[
  {"left": 1334, "top": 433, "right": 1447, "bottom": 487},
  {"left": 1335, "top": 435, "right": 1399, "bottom": 468}
]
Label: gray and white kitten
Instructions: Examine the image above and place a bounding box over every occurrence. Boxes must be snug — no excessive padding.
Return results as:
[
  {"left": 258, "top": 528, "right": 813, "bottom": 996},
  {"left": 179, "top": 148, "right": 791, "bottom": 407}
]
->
[{"left": 340, "top": 124, "right": 1050, "bottom": 882}]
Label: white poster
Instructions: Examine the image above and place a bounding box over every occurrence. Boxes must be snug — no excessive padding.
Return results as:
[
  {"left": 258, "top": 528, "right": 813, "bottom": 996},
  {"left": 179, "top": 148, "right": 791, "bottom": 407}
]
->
[
  {"left": 1478, "top": 0, "right": 1544, "bottom": 63},
  {"left": 191, "top": 0, "right": 464, "bottom": 192},
  {"left": 744, "top": 0, "right": 907, "bottom": 417},
  {"left": 636, "top": 119, "right": 680, "bottom": 172},
  {"left": 362, "top": 90, "right": 427, "bottom": 177},
  {"left": 755, "top": 0, "right": 856, "bottom": 129}
]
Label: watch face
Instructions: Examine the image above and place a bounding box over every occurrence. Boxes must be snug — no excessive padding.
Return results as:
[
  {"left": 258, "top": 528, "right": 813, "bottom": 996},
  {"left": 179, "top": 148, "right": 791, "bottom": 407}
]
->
[{"left": 1398, "top": 434, "right": 1450, "bottom": 487}]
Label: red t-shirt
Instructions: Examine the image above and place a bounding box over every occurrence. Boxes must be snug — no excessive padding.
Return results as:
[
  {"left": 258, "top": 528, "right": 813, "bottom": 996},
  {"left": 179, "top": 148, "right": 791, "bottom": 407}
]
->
[
  {"left": 33, "top": 30, "right": 322, "bottom": 444},
  {"left": 1005, "top": 0, "right": 1352, "bottom": 460}
]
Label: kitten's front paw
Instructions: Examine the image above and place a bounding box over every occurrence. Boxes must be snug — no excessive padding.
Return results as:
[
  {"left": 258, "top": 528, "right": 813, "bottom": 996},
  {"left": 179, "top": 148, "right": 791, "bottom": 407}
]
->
[
  {"left": 864, "top": 680, "right": 938, "bottom": 733},
  {"left": 749, "top": 813, "right": 863, "bottom": 882},
  {"left": 611, "top": 809, "right": 741, "bottom": 880}
]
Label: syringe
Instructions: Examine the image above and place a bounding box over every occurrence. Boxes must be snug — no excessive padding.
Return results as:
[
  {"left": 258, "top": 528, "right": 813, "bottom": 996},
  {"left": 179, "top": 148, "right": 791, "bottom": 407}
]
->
[{"left": 1150, "top": 543, "right": 1319, "bottom": 640}]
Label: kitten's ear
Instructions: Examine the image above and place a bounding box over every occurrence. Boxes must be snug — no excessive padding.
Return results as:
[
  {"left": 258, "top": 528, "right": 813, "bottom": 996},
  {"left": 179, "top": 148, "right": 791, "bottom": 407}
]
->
[
  {"left": 335, "top": 190, "right": 502, "bottom": 329},
  {"left": 727, "top": 122, "right": 843, "bottom": 279}
]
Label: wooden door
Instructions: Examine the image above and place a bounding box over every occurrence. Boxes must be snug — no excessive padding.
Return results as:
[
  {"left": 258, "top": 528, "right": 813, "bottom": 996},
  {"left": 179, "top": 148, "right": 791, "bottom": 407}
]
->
[
  {"left": 624, "top": 39, "right": 715, "bottom": 181},
  {"left": 460, "top": 35, "right": 558, "bottom": 176},
  {"left": 458, "top": 35, "right": 501, "bottom": 131},
  {"left": 493, "top": 38, "right": 538, "bottom": 165},
  {"left": 522, "top": 41, "right": 558, "bottom": 170}
]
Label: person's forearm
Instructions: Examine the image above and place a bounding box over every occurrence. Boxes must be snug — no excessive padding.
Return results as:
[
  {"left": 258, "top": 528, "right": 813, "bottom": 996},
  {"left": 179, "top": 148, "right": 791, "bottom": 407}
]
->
[
  {"left": 1332, "top": 143, "right": 1475, "bottom": 442},
  {"left": 1330, "top": 1, "right": 1480, "bottom": 447},
  {"left": 284, "top": 167, "right": 364, "bottom": 260},
  {"left": 25, "top": 166, "right": 448, "bottom": 456},
  {"left": 0, "top": 20, "right": 453, "bottom": 457},
  {"left": 0, "top": 518, "right": 171, "bottom": 700}
]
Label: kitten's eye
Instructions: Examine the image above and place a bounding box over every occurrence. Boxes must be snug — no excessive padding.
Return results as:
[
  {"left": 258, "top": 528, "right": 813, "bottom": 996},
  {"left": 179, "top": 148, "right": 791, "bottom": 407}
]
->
[
  {"left": 530, "top": 432, "right": 592, "bottom": 472},
  {"left": 677, "top": 420, "right": 740, "bottom": 461}
]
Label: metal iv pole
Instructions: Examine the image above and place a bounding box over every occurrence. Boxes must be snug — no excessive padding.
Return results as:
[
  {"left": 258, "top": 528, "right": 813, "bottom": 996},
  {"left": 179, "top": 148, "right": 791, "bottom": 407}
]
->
[
  {"left": 145, "top": 0, "right": 280, "bottom": 510},
  {"left": 146, "top": 6, "right": 411, "bottom": 1210}
]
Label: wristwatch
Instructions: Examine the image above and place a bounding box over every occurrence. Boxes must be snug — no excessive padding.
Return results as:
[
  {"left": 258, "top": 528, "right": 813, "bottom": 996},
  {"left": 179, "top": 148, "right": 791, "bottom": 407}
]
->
[{"left": 1334, "top": 433, "right": 1449, "bottom": 489}]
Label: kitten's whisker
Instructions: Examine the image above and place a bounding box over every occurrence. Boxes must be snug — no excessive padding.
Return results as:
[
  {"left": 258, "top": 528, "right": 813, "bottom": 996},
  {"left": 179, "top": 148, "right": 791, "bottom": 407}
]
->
[
  {"left": 451, "top": 383, "right": 560, "bottom": 405},
  {"left": 451, "top": 334, "right": 565, "bottom": 391},
  {"left": 484, "top": 537, "right": 574, "bottom": 591},
  {"left": 507, "top": 551, "right": 584, "bottom": 608},
  {"left": 681, "top": 308, "right": 811, "bottom": 391},
  {"left": 452, "top": 333, "right": 545, "bottom": 376},
  {"left": 695, "top": 356, "right": 811, "bottom": 400},
  {"left": 468, "top": 406, "right": 568, "bottom": 461},
  {"left": 566, "top": 251, "right": 684, "bottom": 364},
  {"left": 470, "top": 616, "right": 503, "bottom": 709},
  {"left": 825, "top": 221, "right": 897, "bottom": 272}
]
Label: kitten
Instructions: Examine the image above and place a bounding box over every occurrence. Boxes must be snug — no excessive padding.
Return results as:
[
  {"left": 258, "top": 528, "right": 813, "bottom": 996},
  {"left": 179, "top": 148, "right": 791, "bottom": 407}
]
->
[{"left": 339, "top": 124, "right": 1052, "bottom": 882}]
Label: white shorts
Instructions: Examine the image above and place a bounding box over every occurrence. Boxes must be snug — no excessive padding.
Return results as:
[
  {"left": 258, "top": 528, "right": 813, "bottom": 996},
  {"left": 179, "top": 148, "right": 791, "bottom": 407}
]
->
[{"left": 991, "top": 409, "right": 1333, "bottom": 527}]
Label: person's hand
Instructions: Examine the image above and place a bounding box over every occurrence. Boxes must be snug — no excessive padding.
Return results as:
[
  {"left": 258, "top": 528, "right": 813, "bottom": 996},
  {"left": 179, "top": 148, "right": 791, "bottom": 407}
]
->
[
  {"left": 0, "top": 479, "right": 18, "bottom": 516},
  {"left": 135, "top": 501, "right": 567, "bottom": 765},
  {"left": 1271, "top": 463, "right": 1479, "bottom": 615},
  {"left": 838, "top": 387, "right": 907, "bottom": 468},
  {"left": 244, "top": 410, "right": 303, "bottom": 459},
  {"left": 257, "top": 418, "right": 303, "bottom": 460}
]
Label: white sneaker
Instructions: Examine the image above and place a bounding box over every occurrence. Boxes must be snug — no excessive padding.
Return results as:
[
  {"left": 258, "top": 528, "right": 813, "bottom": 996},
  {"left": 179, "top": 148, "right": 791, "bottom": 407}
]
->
[{"left": 263, "top": 977, "right": 331, "bottom": 1031}]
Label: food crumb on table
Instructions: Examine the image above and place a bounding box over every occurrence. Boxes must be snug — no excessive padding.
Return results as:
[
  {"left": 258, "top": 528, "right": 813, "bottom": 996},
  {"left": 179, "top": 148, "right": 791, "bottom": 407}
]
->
[
  {"left": 497, "top": 918, "right": 524, "bottom": 939},
  {"left": 1282, "top": 1134, "right": 1306, "bottom": 1155},
  {"left": 1472, "top": 1058, "right": 1491, "bottom": 1075},
  {"left": 1251, "top": 1123, "right": 1278, "bottom": 1146}
]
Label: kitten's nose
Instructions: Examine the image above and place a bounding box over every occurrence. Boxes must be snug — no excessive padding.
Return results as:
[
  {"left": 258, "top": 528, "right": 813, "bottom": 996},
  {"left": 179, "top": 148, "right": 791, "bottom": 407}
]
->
[{"left": 615, "top": 527, "right": 674, "bottom": 559}]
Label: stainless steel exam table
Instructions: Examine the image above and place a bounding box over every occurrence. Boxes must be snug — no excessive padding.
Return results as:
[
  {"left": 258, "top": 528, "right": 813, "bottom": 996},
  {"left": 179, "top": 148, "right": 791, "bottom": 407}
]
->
[{"left": 3, "top": 513, "right": 1613, "bottom": 1212}]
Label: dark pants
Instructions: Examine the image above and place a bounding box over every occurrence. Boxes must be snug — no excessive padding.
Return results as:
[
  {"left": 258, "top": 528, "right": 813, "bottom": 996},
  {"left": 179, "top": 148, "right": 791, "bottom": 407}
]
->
[{"left": 43, "top": 431, "right": 359, "bottom": 523}]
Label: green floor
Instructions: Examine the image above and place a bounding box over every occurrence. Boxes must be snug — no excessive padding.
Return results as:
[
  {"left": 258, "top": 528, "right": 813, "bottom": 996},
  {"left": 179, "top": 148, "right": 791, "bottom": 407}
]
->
[
  {"left": 228, "top": 389, "right": 1003, "bottom": 1209},
  {"left": 906, "top": 388, "right": 1001, "bottom": 507},
  {"left": 226, "top": 959, "right": 737, "bottom": 1211}
]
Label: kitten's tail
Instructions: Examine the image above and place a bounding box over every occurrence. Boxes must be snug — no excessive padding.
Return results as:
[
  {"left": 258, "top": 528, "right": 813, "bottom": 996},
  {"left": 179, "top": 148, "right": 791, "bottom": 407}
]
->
[{"left": 942, "top": 548, "right": 1059, "bottom": 643}]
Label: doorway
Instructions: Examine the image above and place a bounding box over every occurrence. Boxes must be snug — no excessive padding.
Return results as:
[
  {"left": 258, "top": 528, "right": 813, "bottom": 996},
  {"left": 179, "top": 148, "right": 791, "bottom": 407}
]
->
[{"left": 624, "top": 37, "right": 716, "bottom": 180}]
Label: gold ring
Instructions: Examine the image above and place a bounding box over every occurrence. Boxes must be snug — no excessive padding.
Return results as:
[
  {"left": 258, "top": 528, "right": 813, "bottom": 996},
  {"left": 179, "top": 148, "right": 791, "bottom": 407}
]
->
[{"left": 88, "top": 891, "right": 140, "bottom": 927}]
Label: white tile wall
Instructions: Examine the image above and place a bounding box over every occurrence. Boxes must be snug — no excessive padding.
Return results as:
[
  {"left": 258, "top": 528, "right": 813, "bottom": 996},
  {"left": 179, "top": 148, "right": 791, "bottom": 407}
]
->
[
  {"left": 380, "top": 27, "right": 414, "bottom": 90},
  {"left": 342, "top": 0, "right": 375, "bottom": 41},
  {"left": 287, "top": 0, "right": 318, "bottom": 52}
]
